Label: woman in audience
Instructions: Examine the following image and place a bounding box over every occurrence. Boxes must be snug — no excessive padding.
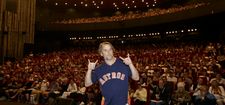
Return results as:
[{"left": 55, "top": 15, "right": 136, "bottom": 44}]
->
[
  {"left": 208, "top": 80, "right": 225, "bottom": 105},
  {"left": 133, "top": 83, "right": 147, "bottom": 105}
]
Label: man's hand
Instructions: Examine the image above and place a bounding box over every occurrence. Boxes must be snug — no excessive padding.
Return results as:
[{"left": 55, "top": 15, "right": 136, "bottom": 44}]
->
[
  {"left": 88, "top": 59, "right": 98, "bottom": 70},
  {"left": 119, "top": 53, "right": 132, "bottom": 66}
]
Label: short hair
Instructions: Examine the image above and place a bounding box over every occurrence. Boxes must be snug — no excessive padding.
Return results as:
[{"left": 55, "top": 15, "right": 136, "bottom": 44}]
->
[{"left": 98, "top": 42, "right": 115, "bottom": 54}]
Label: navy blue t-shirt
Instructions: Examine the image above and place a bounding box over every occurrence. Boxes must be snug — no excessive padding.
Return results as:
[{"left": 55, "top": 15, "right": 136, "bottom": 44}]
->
[{"left": 92, "top": 58, "right": 131, "bottom": 105}]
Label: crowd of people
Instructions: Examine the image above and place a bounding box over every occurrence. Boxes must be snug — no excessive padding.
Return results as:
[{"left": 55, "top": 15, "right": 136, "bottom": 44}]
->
[
  {"left": 51, "top": 2, "right": 207, "bottom": 24},
  {"left": 0, "top": 41, "right": 225, "bottom": 105}
]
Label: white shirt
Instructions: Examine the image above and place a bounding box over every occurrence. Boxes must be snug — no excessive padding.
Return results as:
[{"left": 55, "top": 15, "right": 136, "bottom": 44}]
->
[{"left": 67, "top": 83, "right": 78, "bottom": 92}]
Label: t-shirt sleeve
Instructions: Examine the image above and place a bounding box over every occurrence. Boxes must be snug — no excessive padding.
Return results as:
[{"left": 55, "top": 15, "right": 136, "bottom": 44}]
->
[{"left": 91, "top": 70, "right": 98, "bottom": 84}]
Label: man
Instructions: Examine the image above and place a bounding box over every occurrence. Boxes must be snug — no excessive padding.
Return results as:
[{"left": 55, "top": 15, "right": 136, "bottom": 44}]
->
[
  {"left": 150, "top": 78, "right": 173, "bottom": 105},
  {"left": 194, "top": 85, "right": 216, "bottom": 105},
  {"left": 85, "top": 42, "right": 139, "bottom": 105},
  {"left": 172, "top": 82, "right": 191, "bottom": 105}
]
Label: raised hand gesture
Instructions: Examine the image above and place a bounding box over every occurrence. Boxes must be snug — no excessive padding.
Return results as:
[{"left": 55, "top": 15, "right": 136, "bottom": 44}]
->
[
  {"left": 88, "top": 59, "right": 98, "bottom": 70},
  {"left": 119, "top": 53, "right": 133, "bottom": 66}
]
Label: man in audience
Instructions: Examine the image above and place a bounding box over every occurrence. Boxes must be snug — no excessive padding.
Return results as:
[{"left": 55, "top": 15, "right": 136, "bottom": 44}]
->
[
  {"left": 172, "top": 82, "right": 191, "bottom": 105},
  {"left": 194, "top": 85, "right": 216, "bottom": 105},
  {"left": 150, "top": 79, "right": 173, "bottom": 105}
]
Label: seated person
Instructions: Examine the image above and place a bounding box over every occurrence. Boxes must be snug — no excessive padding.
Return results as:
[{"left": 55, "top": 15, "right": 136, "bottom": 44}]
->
[
  {"left": 150, "top": 79, "right": 173, "bottom": 105},
  {"left": 172, "top": 82, "right": 191, "bottom": 105},
  {"left": 133, "top": 83, "right": 147, "bottom": 105},
  {"left": 193, "top": 85, "right": 216, "bottom": 105}
]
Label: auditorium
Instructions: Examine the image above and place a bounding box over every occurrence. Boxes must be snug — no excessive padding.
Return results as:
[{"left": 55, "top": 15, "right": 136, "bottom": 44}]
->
[{"left": 0, "top": 0, "right": 225, "bottom": 105}]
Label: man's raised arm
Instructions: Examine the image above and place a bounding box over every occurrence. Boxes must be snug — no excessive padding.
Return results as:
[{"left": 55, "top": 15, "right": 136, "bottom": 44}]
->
[{"left": 85, "top": 60, "right": 98, "bottom": 87}]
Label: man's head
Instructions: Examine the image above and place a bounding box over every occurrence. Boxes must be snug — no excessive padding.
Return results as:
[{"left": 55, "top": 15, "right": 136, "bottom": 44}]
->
[
  {"left": 177, "top": 82, "right": 185, "bottom": 92},
  {"left": 216, "top": 74, "right": 222, "bottom": 79},
  {"left": 211, "top": 80, "right": 219, "bottom": 87},
  {"left": 158, "top": 79, "right": 165, "bottom": 88},
  {"left": 98, "top": 42, "right": 115, "bottom": 60}
]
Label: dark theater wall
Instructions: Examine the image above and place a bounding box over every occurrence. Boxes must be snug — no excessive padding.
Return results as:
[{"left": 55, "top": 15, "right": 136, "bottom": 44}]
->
[{"left": 0, "top": 0, "right": 36, "bottom": 64}]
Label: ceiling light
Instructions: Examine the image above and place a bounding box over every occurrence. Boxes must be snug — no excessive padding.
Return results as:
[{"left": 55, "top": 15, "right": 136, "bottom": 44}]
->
[{"left": 55, "top": 3, "right": 58, "bottom": 5}]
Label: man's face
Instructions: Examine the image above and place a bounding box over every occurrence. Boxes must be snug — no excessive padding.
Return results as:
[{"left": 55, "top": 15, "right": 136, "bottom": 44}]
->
[
  {"left": 200, "top": 86, "right": 208, "bottom": 96},
  {"left": 158, "top": 80, "right": 164, "bottom": 87},
  {"left": 177, "top": 87, "right": 184, "bottom": 92},
  {"left": 100, "top": 44, "right": 114, "bottom": 60}
]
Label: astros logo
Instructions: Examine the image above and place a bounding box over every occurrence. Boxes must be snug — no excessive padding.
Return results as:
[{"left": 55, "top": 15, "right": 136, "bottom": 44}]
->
[{"left": 99, "top": 72, "right": 125, "bottom": 85}]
